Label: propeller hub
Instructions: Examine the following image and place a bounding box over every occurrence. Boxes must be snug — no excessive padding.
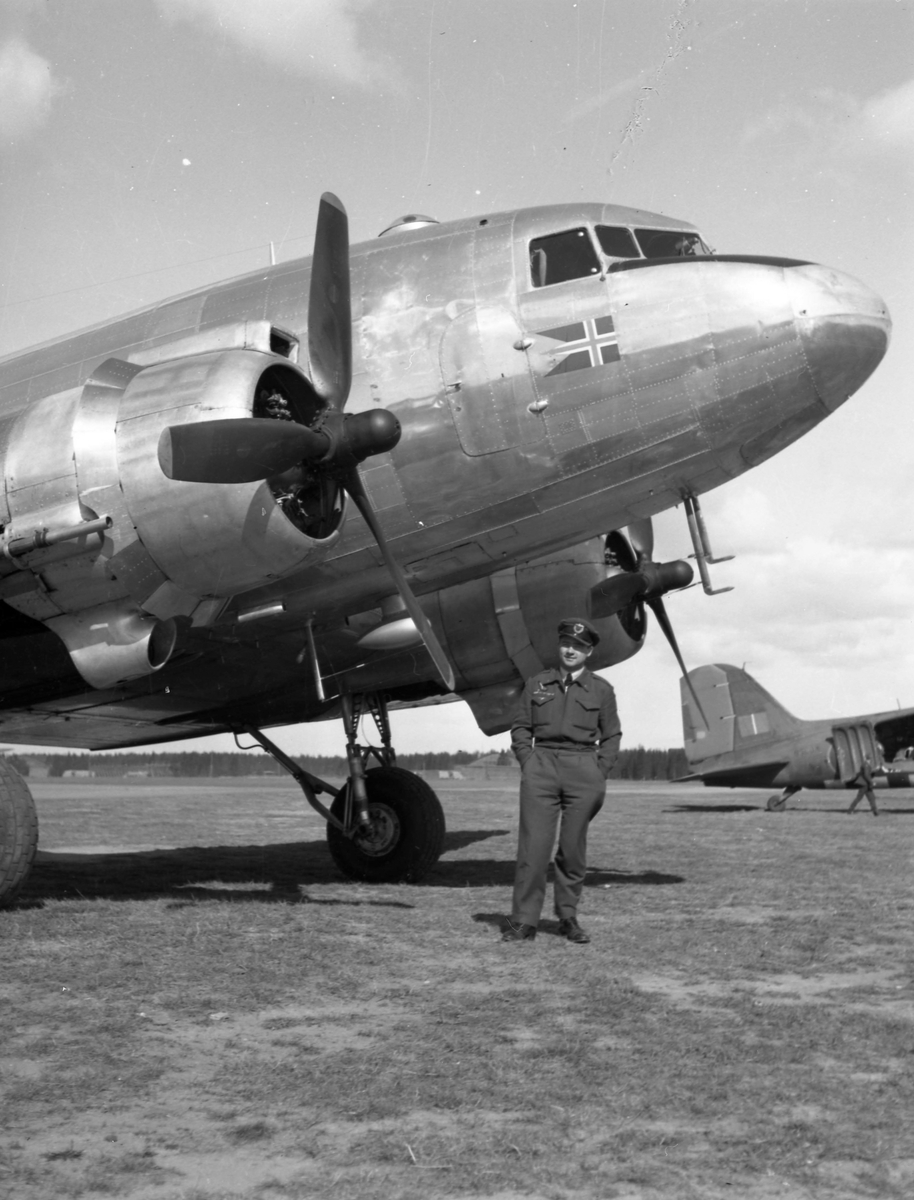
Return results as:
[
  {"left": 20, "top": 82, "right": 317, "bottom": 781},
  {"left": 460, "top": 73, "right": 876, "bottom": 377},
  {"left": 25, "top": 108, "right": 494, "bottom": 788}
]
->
[
  {"left": 311, "top": 407, "right": 401, "bottom": 476},
  {"left": 342, "top": 408, "right": 401, "bottom": 463},
  {"left": 641, "top": 559, "right": 694, "bottom": 598}
]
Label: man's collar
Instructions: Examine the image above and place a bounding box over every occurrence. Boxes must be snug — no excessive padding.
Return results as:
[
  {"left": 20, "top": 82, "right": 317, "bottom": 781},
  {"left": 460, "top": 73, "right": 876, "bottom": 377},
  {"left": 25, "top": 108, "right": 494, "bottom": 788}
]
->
[{"left": 547, "top": 666, "right": 592, "bottom": 685}]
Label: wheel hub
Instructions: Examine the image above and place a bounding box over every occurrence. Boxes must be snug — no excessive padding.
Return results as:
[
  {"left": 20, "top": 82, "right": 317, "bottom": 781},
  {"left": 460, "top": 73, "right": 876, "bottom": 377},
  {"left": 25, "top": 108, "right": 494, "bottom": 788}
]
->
[{"left": 351, "top": 802, "right": 401, "bottom": 857}]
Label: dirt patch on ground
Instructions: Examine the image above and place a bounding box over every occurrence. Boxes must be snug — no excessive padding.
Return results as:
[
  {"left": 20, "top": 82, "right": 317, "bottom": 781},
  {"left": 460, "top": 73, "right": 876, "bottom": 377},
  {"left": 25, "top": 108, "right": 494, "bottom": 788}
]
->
[{"left": 634, "top": 964, "right": 913, "bottom": 1014}]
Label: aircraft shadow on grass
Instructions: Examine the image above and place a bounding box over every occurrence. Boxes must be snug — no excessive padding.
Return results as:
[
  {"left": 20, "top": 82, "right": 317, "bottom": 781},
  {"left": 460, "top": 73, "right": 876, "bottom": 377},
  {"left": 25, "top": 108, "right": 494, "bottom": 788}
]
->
[
  {"left": 18, "top": 828, "right": 508, "bottom": 905},
  {"left": 18, "top": 829, "right": 684, "bottom": 906}
]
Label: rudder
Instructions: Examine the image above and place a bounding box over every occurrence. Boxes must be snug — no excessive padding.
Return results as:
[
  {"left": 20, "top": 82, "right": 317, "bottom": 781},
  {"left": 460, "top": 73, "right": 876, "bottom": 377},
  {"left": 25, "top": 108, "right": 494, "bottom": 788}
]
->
[{"left": 681, "top": 664, "right": 799, "bottom": 765}]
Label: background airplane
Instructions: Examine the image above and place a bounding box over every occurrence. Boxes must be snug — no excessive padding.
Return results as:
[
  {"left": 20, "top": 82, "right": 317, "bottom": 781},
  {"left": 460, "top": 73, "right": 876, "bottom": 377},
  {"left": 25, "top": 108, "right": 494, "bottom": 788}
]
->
[
  {"left": 679, "top": 663, "right": 914, "bottom": 809},
  {"left": 0, "top": 188, "right": 891, "bottom": 904}
]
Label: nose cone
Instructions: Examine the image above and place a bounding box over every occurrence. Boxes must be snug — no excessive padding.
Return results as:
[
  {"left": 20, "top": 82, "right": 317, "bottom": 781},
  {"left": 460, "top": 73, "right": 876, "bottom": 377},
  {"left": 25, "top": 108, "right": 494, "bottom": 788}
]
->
[{"left": 787, "top": 265, "right": 891, "bottom": 412}]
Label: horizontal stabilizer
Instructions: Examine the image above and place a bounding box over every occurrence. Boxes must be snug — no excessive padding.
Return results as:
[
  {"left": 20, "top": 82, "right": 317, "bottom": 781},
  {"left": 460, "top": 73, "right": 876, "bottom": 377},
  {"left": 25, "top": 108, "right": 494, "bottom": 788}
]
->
[{"left": 682, "top": 761, "right": 790, "bottom": 787}]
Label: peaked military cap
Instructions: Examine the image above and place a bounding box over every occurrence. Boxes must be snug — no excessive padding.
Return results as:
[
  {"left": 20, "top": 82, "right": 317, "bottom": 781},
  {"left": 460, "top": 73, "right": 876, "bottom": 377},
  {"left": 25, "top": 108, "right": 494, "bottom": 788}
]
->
[{"left": 557, "top": 617, "right": 600, "bottom": 648}]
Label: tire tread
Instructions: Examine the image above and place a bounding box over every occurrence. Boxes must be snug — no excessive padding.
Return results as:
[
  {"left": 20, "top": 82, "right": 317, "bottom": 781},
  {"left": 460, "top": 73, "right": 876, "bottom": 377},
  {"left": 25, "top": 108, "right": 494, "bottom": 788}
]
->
[
  {"left": 327, "top": 766, "right": 445, "bottom": 883},
  {"left": 0, "top": 759, "right": 39, "bottom": 907}
]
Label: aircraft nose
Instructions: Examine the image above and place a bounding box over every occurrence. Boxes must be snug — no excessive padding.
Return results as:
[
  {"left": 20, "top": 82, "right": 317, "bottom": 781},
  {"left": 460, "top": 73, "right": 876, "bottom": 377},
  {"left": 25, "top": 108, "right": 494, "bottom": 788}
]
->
[{"left": 786, "top": 264, "right": 891, "bottom": 412}]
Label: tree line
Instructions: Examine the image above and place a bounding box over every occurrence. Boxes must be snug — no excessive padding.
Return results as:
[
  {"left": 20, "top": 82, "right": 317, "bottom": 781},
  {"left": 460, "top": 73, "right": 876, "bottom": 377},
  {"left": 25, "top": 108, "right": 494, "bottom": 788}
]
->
[{"left": 8, "top": 746, "right": 687, "bottom": 780}]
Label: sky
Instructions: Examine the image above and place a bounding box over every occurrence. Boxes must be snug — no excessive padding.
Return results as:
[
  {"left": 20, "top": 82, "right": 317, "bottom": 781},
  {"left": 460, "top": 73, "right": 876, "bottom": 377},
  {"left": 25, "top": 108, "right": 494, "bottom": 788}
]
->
[{"left": 0, "top": 0, "right": 912, "bottom": 763}]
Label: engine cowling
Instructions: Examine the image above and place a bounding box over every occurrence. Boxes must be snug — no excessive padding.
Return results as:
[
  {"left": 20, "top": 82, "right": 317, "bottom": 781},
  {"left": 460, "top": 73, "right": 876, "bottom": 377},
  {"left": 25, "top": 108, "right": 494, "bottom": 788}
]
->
[
  {"left": 0, "top": 336, "right": 345, "bottom": 688},
  {"left": 114, "top": 348, "right": 343, "bottom": 598}
]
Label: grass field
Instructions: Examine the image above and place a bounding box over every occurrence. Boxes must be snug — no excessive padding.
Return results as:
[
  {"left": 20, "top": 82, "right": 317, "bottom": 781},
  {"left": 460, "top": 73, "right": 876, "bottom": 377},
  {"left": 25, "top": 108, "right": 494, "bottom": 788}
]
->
[{"left": 2, "top": 775, "right": 914, "bottom": 1199}]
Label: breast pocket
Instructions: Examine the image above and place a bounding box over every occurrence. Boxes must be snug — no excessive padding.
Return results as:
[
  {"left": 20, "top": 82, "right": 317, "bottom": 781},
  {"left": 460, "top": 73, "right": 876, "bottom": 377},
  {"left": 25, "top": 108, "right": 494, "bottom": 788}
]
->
[
  {"left": 531, "top": 692, "right": 556, "bottom": 729},
  {"left": 571, "top": 699, "right": 601, "bottom": 731}
]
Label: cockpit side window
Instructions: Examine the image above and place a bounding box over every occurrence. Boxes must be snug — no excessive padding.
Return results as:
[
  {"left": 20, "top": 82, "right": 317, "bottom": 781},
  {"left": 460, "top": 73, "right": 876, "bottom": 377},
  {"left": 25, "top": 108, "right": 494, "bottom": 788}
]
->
[
  {"left": 529, "top": 228, "right": 601, "bottom": 287},
  {"left": 635, "top": 229, "right": 709, "bottom": 258},
  {"left": 595, "top": 225, "right": 640, "bottom": 259}
]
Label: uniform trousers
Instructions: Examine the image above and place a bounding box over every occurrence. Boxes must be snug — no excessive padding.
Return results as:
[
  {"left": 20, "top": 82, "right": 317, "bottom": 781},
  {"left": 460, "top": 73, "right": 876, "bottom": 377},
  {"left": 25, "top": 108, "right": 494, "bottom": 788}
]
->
[
  {"left": 511, "top": 746, "right": 606, "bottom": 925},
  {"left": 848, "top": 783, "right": 878, "bottom": 814}
]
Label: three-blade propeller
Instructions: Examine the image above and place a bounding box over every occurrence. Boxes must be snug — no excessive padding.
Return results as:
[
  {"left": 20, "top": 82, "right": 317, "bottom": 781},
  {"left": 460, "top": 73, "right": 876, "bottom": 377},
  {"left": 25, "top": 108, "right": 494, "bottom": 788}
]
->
[
  {"left": 590, "top": 521, "right": 708, "bottom": 726},
  {"left": 157, "top": 192, "right": 455, "bottom": 692}
]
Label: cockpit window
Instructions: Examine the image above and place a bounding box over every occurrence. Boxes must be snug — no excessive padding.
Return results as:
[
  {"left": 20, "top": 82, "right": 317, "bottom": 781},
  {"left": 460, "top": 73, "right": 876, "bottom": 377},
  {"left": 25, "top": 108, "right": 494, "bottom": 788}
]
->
[
  {"left": 595, "top": 225, "right": 640, "bottom": 259},
  {"left": 529, "top": 228, "right": 601, "bottom": 288},
  {"left": 635, "top": 229, "right": 709, "bottom": 258}
]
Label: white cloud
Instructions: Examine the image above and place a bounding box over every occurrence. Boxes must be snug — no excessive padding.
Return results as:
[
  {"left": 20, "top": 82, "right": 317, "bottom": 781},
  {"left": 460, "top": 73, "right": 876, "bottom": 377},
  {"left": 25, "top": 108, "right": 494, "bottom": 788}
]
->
[
  {"left": 608, "top": 430, "right": 914, "bottom": 746},
  {"left": 0, "top": 37, "right": 56, "bottom": 139},
  {"left": 852, "top": 78, "right": 914, "bottom": 155},
  {"left": 742, "top": 79, "right": 914, "bottom": 166},
  {"left": 154, "top": 0, "right": 389, "bottom": 86}
]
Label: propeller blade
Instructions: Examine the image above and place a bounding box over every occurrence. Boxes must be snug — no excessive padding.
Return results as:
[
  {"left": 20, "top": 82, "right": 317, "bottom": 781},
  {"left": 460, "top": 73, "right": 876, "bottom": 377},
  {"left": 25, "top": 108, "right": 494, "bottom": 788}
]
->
[
  {"left": 645, "top": 596, "right": 708, "bottom": 727},
  {"left": 308, "top": 192, "right": 352, "bottom": 409},
  {"left": 343, "top": 469, "right": 455, "bottom": 692},
  {"left": 589, "top": 572, "right": 645, "bottom": 620},
  {"left": 627, "top": 517, "right": 654, "bottom": 562},
  {"left": 158, "top": 419, "right": 330, "bottom": 484}
]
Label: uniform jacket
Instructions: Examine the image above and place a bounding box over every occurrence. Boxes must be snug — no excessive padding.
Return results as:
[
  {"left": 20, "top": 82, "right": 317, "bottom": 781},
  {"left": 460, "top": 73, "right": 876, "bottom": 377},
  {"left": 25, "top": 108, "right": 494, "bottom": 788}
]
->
[
  {"left": 510, "top": 668, "right": 622, "bottom": 778},
  {"left": 853, "top": 761, "right": 874, "bottom": 787}
]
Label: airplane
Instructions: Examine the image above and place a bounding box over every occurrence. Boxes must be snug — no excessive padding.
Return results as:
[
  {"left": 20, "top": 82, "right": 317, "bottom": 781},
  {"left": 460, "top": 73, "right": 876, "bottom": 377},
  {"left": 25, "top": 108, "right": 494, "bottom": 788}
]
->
[
  {"left": 679, "top": 663, "right": 914, "bottom": 809},
  {"left": 0, "top": 193, "right": 891, "bottom": 904}
]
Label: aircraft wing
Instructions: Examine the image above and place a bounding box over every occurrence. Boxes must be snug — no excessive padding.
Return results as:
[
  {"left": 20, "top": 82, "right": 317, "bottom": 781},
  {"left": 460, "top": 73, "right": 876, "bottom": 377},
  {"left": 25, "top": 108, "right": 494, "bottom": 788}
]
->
[{"left": 0, "top": 603, "right": 450, "bottom": 749}]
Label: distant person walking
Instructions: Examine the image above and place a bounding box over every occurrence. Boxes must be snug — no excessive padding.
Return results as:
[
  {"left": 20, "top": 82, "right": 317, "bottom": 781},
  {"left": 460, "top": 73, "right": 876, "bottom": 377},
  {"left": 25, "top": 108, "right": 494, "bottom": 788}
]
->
[
  {"left": 847, "top": 756, "right": 879, "bottom": 816},
  {"left": 503, "top": 618, "right": 621, "bottom": 945}
]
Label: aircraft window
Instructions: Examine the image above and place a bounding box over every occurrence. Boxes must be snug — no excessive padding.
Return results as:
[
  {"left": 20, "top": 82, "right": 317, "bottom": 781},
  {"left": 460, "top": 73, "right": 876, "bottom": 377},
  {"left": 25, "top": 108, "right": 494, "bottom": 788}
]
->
[
  {"left": 529, "top": 228, "right": 601, "bottom": 287},
  {"left": 595, "top": 225, "right": 640, "bottom": 259},
  {"left": 635, "top": 229, "right": 709, "bottom": 258}
]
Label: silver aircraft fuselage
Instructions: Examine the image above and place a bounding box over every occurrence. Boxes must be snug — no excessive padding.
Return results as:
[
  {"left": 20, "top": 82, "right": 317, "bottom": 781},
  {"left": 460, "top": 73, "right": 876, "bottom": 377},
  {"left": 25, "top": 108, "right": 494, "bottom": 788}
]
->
[{"left": 0, "top": 202, "right": 891, "bottom": 747}]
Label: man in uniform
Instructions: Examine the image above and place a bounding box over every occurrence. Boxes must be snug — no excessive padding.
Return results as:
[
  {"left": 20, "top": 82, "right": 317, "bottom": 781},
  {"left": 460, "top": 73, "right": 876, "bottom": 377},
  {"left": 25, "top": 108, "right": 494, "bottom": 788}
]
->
[
  {"left": 503, "top": 618, "right": 621, "bottom": 944},
  {"left": 847, "top": 756, "right": 879, "bottom": 816}
]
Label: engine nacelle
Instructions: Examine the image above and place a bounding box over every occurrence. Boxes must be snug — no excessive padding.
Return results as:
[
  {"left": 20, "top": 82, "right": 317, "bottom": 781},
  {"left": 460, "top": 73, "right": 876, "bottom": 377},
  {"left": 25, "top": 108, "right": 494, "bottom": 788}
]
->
[
  {"left": 0, "top": 331, "right": 345, "bottom": 689},
  {"left": 114, "top": 347, "right": 343, "bottom": 598}
]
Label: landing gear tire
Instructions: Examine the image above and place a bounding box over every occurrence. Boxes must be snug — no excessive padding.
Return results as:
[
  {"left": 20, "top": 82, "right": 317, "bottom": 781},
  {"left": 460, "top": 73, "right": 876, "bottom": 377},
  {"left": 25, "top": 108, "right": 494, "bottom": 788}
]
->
[
  {"left": 0, "top": 759, "right": 38, "bottom": 907},
  {"left": 327, "top": 767, "right": 445, "bottom": 883},
  {"left": 766, "top": 793, "right": 788, "bottom": 811}
]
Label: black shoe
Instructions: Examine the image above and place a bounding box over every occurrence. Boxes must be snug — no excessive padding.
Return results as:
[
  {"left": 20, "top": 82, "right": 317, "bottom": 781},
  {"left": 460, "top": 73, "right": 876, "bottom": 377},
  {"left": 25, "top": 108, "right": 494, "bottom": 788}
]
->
[
  {"left": 557, "top": 917, "right": 590, "bottom": 944},
  {"left": 502, "top": 920, "right": 537, "bottom": 942}
]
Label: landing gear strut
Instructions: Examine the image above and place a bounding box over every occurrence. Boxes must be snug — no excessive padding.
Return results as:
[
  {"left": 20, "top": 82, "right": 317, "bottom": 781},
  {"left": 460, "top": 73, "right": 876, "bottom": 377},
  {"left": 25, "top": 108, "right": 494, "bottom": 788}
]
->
[
  {"left": 766, "top": 786, "right": 800, "bottom": 812},
  {"left": 243, "top": 690, "right": 445, "bottom": 883}
]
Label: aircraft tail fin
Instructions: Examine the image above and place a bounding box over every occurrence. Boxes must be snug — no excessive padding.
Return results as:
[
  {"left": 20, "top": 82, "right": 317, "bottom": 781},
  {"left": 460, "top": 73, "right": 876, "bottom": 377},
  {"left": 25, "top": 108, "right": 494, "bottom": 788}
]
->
[{"left": 681, "top": 664, "right": 800, "bottom": 766}]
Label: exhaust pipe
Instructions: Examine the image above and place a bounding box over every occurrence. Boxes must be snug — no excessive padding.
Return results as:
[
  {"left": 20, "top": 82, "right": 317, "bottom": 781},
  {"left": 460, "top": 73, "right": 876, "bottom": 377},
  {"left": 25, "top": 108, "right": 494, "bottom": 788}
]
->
[{"left": 47, "top": 602, "right": 177, "bottom": 690}]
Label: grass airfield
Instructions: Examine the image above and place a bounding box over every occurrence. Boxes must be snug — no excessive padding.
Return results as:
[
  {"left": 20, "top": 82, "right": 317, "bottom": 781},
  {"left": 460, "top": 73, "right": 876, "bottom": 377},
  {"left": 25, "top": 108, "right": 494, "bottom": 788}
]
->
[{"left": 2, "top": 775, "right": 914, "bottom": 1200}]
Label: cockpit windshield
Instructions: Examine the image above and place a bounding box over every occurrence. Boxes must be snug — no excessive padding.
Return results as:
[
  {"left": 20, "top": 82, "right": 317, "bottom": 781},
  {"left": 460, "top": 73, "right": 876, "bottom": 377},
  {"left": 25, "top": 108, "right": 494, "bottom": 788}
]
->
[
  {"left": 594, "top": 226, "right": 640, "bottom": 259},
  {"left": 635, "top": 229, "right": 710, "bottom": 258},
  {"left": 528, "top": 223, "right": 713, "bottom": 287}
]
